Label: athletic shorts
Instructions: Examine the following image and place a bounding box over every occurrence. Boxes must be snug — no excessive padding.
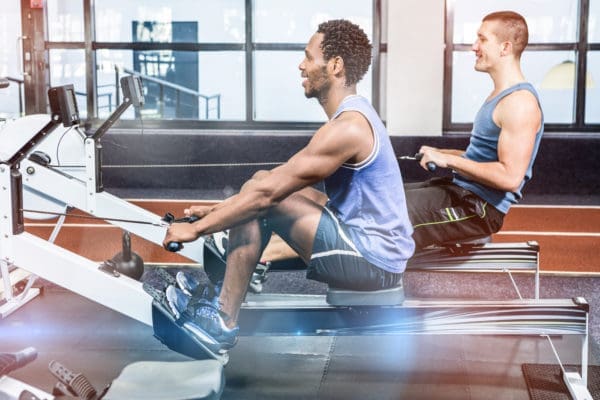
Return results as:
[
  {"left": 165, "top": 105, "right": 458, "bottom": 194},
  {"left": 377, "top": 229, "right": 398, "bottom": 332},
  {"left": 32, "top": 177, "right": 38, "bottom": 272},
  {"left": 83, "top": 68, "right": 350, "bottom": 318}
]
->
[
  {"left": 405, "top": 177, "right": 505, "bottom": 249},
  {"left": 307, "top": 207, "right": 403, "bottom": 291}
]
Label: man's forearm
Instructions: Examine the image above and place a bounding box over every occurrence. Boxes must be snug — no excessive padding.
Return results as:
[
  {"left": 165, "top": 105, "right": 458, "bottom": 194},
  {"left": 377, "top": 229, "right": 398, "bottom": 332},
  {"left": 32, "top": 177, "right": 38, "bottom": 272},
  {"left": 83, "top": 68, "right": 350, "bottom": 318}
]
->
[
  {"left": 446, "top": 155, "right": 521, "bottom": 192},
  {"left": 439, "top": 149, "right": 465, "bottom": 156}
]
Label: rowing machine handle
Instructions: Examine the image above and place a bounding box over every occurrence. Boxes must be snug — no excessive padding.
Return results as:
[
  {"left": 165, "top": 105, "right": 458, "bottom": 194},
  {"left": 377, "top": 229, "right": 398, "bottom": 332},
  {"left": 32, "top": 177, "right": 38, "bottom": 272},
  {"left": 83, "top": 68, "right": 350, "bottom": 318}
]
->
[
  {"left": 167, "top": 241, "right": 183, "bottom": 252},
  {"left": 415, "top": 153, "right": 437, "bottom": 172},
  {"left": 164, "top": 214, "right": 200, "bottom": 252}
]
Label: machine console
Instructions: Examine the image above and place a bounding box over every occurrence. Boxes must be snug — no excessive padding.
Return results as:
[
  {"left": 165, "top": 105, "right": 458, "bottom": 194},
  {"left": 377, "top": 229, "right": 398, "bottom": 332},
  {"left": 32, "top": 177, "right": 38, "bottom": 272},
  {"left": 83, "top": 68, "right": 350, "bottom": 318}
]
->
[
  {"left": 48, "top": 84, "right": 80, "bottom": 127},
  {"left": 121, "top": 75, "right": 145, "bottom": 107}
]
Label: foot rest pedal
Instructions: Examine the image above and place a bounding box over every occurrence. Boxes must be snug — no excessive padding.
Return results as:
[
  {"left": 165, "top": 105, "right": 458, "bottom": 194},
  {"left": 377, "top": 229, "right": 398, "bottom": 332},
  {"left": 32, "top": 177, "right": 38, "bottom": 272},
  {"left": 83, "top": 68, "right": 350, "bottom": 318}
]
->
[
  {"left": 103, "top": 360, "right": 224, "bottom": 400},
  {"left": 151, "top": 296, "right": 229, "bottom": 364},
  {"left": 326, "top": 284, "right": 405, "bottom": 306},
  {"left": 48, "top": 360, "right": 97, "bottom": 399}
]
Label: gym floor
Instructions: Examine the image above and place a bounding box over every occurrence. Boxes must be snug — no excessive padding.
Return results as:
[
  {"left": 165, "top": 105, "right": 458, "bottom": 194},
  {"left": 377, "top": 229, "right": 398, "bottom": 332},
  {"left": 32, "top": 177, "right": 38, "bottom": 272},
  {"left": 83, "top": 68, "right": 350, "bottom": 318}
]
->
[{"left": 2, "top": 268, "right": 598, "bottom": 399}]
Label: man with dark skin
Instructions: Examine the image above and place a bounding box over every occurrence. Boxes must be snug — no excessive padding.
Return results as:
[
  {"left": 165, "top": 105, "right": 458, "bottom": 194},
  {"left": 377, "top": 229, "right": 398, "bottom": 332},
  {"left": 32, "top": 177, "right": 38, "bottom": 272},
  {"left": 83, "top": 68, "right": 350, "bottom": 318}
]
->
[{"left": 163, "top": 20, "right": 414, "bottom": 354}]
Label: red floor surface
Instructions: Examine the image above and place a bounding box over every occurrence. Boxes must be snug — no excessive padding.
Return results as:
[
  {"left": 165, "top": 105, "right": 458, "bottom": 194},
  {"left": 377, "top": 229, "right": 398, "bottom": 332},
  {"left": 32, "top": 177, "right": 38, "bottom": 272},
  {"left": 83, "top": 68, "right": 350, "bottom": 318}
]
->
[{"left": 24, "top": 201, "right": 600, "bottom": 274}]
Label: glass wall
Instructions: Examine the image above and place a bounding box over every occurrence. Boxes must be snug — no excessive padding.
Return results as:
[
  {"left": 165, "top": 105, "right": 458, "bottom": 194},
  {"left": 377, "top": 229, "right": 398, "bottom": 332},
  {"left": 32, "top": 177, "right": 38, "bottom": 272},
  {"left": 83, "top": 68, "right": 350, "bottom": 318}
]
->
[
  {"left": 587, "top": 0, "right": 600, "bottom": 124},
  {"left": 586, "top": 51, "right": 600, "bottom": 123},
  {"left": 43, "top": 0, "right": 375, "bottom": 125},
  {"left": 47, "top": 0, "right": 84, "bottom": 42},
  {"left": 0, "top": 0, "right": 23, "bottom": 119},
  {"left": 253, "top": 0, "right": 372, "bottom": 122},
  {"left": 49, "top": 49, "right": 87, "bottom": 118},
  {"left": 94, "top": 0, "right": 245, "bottom": 43}
]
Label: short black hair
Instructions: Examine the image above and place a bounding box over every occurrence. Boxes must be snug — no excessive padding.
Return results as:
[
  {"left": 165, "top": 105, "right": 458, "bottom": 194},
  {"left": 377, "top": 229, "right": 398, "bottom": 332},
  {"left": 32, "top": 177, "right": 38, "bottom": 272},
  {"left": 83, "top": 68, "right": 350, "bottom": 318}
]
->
[{"left": 317, "top": 19, "right": 372, "bottom": 86}]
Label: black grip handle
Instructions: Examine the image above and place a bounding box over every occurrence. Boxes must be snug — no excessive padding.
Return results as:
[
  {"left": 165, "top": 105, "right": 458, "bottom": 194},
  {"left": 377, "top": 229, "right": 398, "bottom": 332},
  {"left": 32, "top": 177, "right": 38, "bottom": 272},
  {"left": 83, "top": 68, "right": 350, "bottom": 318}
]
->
[
  {"left": 164, "top": 214, "right": 200, "bottom": 252},
  {"left": 414, "top": 153, "right": 437, "bottom": 172},
  {"left": 166, "top": 241, "right": 182, "bottom": 252}
]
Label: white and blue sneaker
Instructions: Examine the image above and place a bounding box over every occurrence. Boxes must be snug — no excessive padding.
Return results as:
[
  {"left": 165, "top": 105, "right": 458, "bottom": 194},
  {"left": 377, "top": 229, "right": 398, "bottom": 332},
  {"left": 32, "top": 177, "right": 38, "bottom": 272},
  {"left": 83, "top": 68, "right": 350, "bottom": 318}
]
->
[
  {"left": 166, "top": 285, "right": 239, "bottom": 352},
  {"left": 165, "top": 285, "right": 191, "bottom": 320},
  {"left": 176, "top": 271, "right": 201, "bottom": 297},
  {"left": 176, "top": 271, "right": 222, "bottom": 307}
]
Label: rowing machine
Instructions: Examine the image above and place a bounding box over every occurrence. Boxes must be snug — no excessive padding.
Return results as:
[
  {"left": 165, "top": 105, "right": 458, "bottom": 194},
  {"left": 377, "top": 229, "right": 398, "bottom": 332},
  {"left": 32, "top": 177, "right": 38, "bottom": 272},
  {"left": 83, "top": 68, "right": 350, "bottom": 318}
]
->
[
  {"left": 17, "top": 75, "right": 202, "bottom": 261},
  {"left": 0, "top": 75, "right": 205, "bottom": 316},
  {"left": 184, "top": 230, "right": 540, "bottom": 301},
  {"left": 150, "top": 277, "right": 591, "bottom": 399},
  {"left": 0, "top": 85, "right": 592, "bottom": 398},
  {"left": 0, "top": 84, "right": 219, "bottom": 364},
  {"left": 162, "top": 221, "right": 590, "bottom": 399}
]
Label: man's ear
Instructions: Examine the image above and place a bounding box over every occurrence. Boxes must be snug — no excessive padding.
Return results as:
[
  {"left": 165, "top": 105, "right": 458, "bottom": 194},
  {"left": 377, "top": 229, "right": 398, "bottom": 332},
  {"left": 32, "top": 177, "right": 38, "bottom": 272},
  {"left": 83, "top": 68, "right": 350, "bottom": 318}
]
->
[
  {"left": 329, "top": 56, "right": 344, "bottom": 75},
  {"left": 500, "top": 41, "right": 513, "bottom": 57}
]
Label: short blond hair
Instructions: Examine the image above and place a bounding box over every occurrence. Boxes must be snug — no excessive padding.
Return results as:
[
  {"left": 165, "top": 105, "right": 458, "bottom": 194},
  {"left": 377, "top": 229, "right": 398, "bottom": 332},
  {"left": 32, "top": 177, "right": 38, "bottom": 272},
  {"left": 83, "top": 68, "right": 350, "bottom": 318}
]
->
[{"left": 483, "top": 11, "right": 529, "bottom": 58}]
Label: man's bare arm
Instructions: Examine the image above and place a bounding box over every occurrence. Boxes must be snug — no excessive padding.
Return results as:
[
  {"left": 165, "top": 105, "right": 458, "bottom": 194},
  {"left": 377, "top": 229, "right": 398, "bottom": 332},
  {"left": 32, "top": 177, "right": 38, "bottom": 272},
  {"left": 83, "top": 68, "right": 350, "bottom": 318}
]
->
[
  {"left": 163, "top": 112, "right": 372, "bottom": 245},
  {"left": 419, "top": 145, "right": 465, "bottom": 157},
  {"left": 420, "top": 90, "right": 541, "bottom": 192}
]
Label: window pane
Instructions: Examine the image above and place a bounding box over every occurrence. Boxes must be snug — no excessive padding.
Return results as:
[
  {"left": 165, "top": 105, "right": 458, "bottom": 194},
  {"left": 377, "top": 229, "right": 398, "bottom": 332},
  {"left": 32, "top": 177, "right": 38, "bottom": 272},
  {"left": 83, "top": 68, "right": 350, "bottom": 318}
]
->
[
  {"left": 451, "top": 50, "right": 575, "bottom": 124},
  {"left": 47, "top": 0, "right": 84, "bottom": 41},
  {"left": 198, "top": 52, "right": 245, "bottom": 120},
  {"left": 453, "top": 0, "right": 579, "bottom": 43},
  {"left": 254, "top": 0, "right": 372, "bottom": 43},
  {"left": 0, "top": 0, "right": 23, "bottom": 118},
  {"left": 586, "top": 51, "right": 600, "bottom": 123},
  {"left": 451, "top": 52, "right": 492, "bottom": 123},
  {"left": 49, "top": 49, "right": 87, "bottom": 119},
  {"left": 254, "top": 51, "right": 371, "bottom": 121},
  {"left": 525, "top": 51, "right": 576, "bottom": 124},
  {"left": 97, "top": 50, "right": 244, "bottom": 120},
  {"left": 95, "top": 0, "right": 244, "bottom": 43},
  {"left": 590, "top": 0, "right": 600, "bottom": 42}
]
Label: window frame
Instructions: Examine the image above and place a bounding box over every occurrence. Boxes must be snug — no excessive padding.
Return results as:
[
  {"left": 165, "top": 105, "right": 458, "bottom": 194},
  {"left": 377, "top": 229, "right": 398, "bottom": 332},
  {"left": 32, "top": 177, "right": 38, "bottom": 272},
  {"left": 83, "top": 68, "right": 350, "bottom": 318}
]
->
[
  {"left": 443, "top": 0, "right": 600, "bottom": 134},
  {"left": 41, "top": 0, "right": 382, "bottom": 131}
]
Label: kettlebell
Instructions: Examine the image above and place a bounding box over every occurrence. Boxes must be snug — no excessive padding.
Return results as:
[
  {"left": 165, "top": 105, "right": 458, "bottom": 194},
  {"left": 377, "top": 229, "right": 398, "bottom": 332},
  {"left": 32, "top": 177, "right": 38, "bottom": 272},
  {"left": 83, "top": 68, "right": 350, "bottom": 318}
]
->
[{"left": 111, "top": 230, "right": 144, "bottom": 280}]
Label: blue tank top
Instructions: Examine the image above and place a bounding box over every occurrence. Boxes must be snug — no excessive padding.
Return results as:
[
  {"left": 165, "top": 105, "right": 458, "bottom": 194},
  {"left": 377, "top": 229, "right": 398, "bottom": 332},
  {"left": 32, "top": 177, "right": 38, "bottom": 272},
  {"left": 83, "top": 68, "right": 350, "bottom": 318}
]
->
[
  {"left": 324, "top": 95, "right": 415, "bottom": 273},
  {"left": 453, "top": 82, "right": 544, "bottom": 214}
]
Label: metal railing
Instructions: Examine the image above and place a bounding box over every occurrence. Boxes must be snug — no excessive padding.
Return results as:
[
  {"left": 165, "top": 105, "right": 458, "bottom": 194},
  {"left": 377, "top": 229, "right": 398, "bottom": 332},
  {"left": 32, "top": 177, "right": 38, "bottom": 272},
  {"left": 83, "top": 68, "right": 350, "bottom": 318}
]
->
[
  {"left": 115, "top": 66, "right": 221, "bottom": 120},
  {"left": 1, "top": 71, "right": 221, "bottom": 121}
]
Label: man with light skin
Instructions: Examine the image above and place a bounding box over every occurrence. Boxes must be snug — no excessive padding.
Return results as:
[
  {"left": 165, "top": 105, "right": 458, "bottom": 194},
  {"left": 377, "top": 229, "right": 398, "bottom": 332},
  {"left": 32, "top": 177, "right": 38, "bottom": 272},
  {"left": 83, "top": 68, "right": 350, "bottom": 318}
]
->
[
  {"left": 163, "top": 20, "right": 414, "bottom": 354},
  {"left": 406, "top": 10, "right": 544, "bottom": 248}
]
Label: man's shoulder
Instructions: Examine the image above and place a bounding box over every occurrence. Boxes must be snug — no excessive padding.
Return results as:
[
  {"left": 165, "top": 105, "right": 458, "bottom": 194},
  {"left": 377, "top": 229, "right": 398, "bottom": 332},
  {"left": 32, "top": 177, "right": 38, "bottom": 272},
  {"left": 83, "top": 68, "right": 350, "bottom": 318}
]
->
[
  {"left": 494, "top": 88, "right": 542, "bottom": 132},
  {"left": 496, "top": 88, "right": 541, "bottom": 118}
]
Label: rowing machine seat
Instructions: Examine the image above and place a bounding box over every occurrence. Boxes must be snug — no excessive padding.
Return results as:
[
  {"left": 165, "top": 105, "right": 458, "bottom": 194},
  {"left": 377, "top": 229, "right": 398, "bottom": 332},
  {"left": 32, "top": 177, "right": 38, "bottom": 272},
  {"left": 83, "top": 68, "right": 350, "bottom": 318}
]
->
[{"left": 326, "top": 283, "right": 405, "bottom": 306}]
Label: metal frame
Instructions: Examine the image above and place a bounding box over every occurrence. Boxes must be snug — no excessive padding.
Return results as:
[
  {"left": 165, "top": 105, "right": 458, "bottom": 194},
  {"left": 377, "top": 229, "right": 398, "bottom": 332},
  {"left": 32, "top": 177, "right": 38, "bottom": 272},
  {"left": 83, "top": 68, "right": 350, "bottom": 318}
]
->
[
  {"left": 264, "top": 241, "right": 541, "bottom": 299},
  {"left": 0, "top": 83, "right": 204, "bottom": 317},
  {"left": 239, "top": 294, "right": 587, "bottom": 336},
  {"left": 235, "top": 293, "right": 591, "bottom": 400},
  {"left": 406, "top": 241, "right": 540, "bottom": 299},
  {"left": 0, "top": 137, "right": 206, "bottom": 311},
  {"left": 0, "top": 109, "right": 157, "bottom": 322}
]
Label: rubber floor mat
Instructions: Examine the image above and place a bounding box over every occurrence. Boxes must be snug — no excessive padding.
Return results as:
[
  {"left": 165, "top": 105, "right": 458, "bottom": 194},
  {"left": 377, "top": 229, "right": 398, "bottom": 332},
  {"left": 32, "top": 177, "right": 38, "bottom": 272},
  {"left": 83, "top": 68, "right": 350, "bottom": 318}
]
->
[{"left": 522, "top": 363, "right": 600, "bottom": 399}]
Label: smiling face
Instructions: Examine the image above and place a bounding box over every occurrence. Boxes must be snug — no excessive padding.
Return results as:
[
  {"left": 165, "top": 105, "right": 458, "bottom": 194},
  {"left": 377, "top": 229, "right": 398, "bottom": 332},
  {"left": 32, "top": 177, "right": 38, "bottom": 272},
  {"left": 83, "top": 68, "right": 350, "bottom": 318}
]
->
[
  {"left": 299, "top": 33, "right": 332, "bottom": 100},
  {"left": 472, "top": 20, "right": 503, "bottom": 73}
]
